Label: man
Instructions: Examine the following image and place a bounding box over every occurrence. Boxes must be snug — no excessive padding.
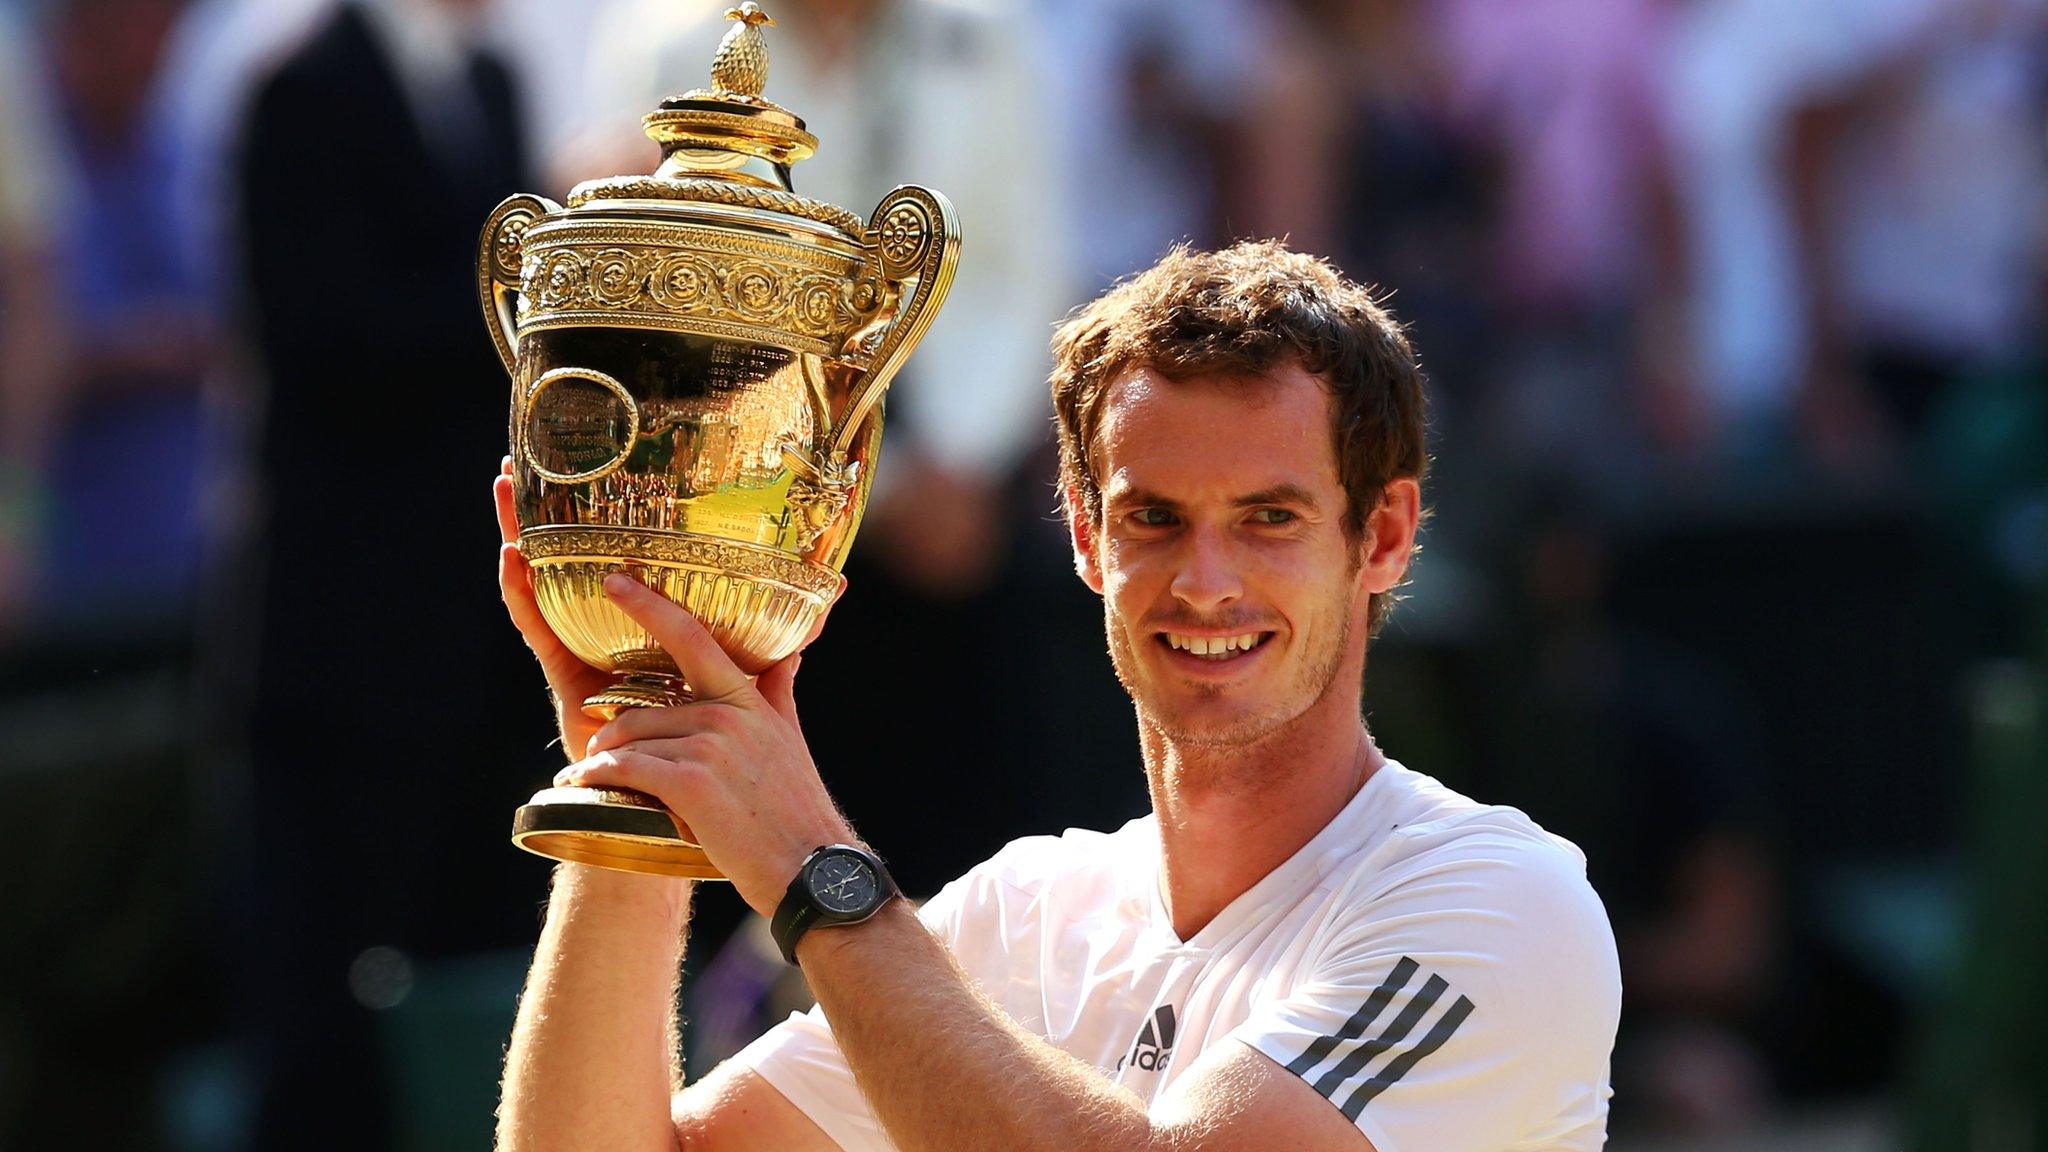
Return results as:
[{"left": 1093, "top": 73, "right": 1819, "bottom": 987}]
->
[
  {"left": 494, "top": 241, "right": 1621, "bottom": 1151},
  {"left": 238, "top": 0, "right": 543, "bottom": 1144}
]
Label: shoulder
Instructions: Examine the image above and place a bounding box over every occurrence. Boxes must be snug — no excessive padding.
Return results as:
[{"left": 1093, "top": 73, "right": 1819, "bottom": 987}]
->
[
  {"left": 936, "top": 819, "right": 1150, "bottom": 907},
  {"left": 249, "top": 9, "right": 368, "bottom": 114},
  {"left": 1328, "top": 774, "right": 1621, "bottom": 1031},
  {"left": 1355, "top": 765, "right": 1602, "bottom": 909},
  {"left": 916, "top": 819, "right": 1150, "bottom": 948},
  {"left": 1236, "top": 774, "right": 1619, "bottom": 1148}
]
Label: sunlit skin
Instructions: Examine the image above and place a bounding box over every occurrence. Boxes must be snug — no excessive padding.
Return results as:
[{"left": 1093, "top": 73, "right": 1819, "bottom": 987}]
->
[
  {"left": 1069, "top": 363, "right": 1422, "bottom": 937},
  {"left": 1085, "top": 367, "right": 1362, "bottom": 748}
]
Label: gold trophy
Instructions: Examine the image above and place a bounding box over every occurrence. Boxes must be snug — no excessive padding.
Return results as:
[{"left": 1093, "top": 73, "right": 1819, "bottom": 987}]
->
[{"left": 478, "top": 3, "right": 958, "bottom": 879}]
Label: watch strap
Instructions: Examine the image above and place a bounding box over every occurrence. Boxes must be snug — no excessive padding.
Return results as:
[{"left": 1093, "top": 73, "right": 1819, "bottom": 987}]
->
[
  {"left": 771, "top": 844, "right": 895, "bottom": 966},
  {"left": 769, "top": 870, "right": 820, "bottom": 965}
]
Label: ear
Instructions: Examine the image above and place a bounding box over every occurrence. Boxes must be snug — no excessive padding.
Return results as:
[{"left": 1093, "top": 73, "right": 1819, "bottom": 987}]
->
[
  {"left": 1065, "top": 485, "right": 1106, "bottom": 595},
  {"left": 1358, "top": 478, "right": 1422, "bottom": 595}
]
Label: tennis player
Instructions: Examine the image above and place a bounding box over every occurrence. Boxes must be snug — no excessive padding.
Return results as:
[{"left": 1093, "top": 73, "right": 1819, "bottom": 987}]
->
[{"left": 493, "top": 241, "right": 1621, "bottom": 1152}]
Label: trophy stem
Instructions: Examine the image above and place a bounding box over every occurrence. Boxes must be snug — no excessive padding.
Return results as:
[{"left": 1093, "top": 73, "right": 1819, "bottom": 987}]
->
[
  {"left": 506, "top": 672, "right": 723, "bottom": 880},
  {"left": 583, "top": 671, "right": 691, "bottom": 720}
]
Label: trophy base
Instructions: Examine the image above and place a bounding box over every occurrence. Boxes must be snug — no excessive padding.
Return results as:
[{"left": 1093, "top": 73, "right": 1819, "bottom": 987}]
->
[
  {"left": 511, "top": 786, "right": 726, "bottom": 880},
  {"left": 583, "top": 672, "right": 690, "bottom": 721}
]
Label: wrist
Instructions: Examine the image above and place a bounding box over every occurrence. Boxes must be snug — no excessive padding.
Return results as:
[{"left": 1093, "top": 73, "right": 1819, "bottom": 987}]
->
[
  {"left": 771, "top": 843, "right": 898, "bottom": 964},
  {"left": 553, "top": 861, "right": 692, "bottom": 924},
  {"left": 793, "top": 894, "right": 912, "bottom": 968}
]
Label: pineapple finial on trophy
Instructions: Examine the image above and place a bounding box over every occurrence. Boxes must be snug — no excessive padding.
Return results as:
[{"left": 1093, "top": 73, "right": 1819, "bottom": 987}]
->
[{"left": 712, "top": 3, "right": 776, "bottom": 98}]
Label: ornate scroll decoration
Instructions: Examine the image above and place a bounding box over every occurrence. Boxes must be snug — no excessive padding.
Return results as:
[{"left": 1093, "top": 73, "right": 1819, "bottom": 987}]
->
[
  {"left": 476, "top": 193, "right": 563, "bottom": 376},
  {"left": 829, "top": 185, "right": 961, "bottom": 459},
  {"left": 492, "top": 215, "right": 530, "bottom": 281},
  {"left": 876, "top": 203, "right": 928, "bottom": 267},
  {"left": 516, "top": 222, "right": 885, "bottom": 354},
  {"left": 519, "top": 526, "right": 840, "bottom": 598}
]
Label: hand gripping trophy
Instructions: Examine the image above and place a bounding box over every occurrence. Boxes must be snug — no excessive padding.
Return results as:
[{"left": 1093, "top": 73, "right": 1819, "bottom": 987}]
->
[{"left": 478, "top": 3, "right": 959, "bottom": 879}]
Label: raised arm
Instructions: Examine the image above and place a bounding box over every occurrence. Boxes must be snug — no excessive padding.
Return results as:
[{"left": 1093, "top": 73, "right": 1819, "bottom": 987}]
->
[
  {"left": 495, "top": 863, "right": 840, "bottom": 1152},
  {"left": 496, "top": 864, "right": 692, "bottom": 1152},
  {"left": 492, "top": 467, "right": 837, "bottom": 1152}
]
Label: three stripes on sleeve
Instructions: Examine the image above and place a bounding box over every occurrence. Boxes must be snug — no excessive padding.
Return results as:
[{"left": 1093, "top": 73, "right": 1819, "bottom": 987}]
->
[{"left": 1280, "top": 956, "right": 1476, "bottom": 1123}]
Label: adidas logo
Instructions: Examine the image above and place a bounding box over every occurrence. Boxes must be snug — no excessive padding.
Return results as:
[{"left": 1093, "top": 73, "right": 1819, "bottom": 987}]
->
[{"left": 1118, "top": 1004, "right": 1178, "bottom": 1074}]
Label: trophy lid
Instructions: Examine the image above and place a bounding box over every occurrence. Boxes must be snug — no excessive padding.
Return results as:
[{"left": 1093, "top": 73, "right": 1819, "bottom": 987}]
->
[{"left": 565, "top": 2, "right": 865, "bottom": 235}]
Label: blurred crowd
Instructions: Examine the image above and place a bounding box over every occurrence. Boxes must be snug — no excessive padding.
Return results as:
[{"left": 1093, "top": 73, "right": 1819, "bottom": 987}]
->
[{"left": 1, "top": 0, "right": 2044, "bottom": 1149}]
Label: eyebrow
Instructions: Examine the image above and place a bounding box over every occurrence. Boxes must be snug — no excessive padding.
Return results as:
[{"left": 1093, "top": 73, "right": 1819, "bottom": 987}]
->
[
  {"left": 1231, "top": 484, "right": 1320, "bottom": 509},
  {"left": 1104, "top": 483, "right": 1322, "bottom": 510}
]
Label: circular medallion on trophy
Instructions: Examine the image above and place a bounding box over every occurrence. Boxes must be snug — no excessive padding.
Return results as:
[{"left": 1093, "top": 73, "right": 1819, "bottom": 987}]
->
[{"left": 521, "top": 367, "right": 641, "bottom": 484}]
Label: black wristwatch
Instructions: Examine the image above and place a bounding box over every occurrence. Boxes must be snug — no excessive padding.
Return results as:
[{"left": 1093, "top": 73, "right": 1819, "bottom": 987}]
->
[{"left": 770, "top": 844, "right": 898, "bottom": 965}]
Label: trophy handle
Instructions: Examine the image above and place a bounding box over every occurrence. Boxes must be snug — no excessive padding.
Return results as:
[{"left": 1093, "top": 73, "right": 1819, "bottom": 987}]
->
[
  {"left": 831, "top": 185, "right": 962, "bottom": 459},
  {"left": 477, "top": 193, "right": 560, "bottom": 376}
]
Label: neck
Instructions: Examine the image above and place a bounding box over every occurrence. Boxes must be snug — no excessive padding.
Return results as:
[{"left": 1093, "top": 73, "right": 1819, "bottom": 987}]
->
[{"left": 1140, "top": 684, "right": 1383, "bottom": 941}]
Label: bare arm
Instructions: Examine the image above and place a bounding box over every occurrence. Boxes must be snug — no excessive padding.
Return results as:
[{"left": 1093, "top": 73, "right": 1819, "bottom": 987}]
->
[
  {"left": 497, "top": 865, "right": 692, "bottom": 1152},
  {"left": 492, "top": 467, "right": 837, "bottom": 1152},
  {"left": 494, "top": 463, "right": 692, "bottom": 1152},
  {"left": 792, "top": 902, "right": 1370, "bottom": 1152},
  {"left": 496, "top": 867, "right": 843, "bottom": 1152}
]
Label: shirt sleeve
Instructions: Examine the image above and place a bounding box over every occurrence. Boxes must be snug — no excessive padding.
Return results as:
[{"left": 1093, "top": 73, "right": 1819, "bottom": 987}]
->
[
  {"left": 725, "top": 869, "right": 989, "bottom": 1152},
  {"left": 1230, "top": 828, "right": 1621, "bottom": 1152}
]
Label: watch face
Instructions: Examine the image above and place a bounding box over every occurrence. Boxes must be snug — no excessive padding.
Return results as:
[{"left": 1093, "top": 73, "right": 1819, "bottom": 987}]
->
[{"left": 809, "top": 853, "right": 878, "bottom": 915}]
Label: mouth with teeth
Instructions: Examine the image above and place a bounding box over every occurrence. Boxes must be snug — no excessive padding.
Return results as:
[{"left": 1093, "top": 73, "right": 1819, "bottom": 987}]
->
[{"left": 1158, "top": 631, "right": 1274, "bottom": 661}]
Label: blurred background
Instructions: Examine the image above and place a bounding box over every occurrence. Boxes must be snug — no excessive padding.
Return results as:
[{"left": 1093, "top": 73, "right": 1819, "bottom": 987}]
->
[{"left": 1, "top": 0, "right": 2045, "bottom": 1148}]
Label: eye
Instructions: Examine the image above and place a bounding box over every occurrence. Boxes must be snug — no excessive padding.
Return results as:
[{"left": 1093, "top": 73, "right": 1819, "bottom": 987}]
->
[
  {"left": 1249, "top": 507, "right": 1297, "bottom": 525},
  {"left": 1129, "top": 507, "right": 1178, "bottom": 527}
]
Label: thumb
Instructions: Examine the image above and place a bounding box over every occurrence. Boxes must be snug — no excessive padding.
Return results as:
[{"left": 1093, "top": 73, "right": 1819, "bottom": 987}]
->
[{"left": 756, "top": 653, "right": 802, "bottom": 727}]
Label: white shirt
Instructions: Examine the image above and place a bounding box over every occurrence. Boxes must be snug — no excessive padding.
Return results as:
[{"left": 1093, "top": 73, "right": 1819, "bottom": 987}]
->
[{"left": 734, "top": 762, "right": 1621, "bottom": 1152}]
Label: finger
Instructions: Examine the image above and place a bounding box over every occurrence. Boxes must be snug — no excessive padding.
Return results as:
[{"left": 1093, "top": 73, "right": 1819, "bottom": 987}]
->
[
  {"left": 500, "top": 543, "right": 572, "bottom": 662},
  {"left": 584, "top": 702, "right": 735, "bottom": 757},
  {"left": 556, "top": 748, "right": 706, "bottom": 807},
  {"left": 493, "top": 473, "right": 520, "bottom": 546},
  {"left": 756, "top": 654, "right": 801, "bottom": 728},
  {"left": 572, "top": 735, "right": 721, "bottom": 772},
  {"left": 502, "top": 454, "right": 513, "bottom": 476},
  {"left": 603, "top": 572, "right": 751, "bottom": 701}
]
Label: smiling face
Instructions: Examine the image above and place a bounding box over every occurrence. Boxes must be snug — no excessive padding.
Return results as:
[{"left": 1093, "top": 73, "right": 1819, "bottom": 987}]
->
[{"left": 1073, "top": 363, "right": 1408, "bottom": 749}]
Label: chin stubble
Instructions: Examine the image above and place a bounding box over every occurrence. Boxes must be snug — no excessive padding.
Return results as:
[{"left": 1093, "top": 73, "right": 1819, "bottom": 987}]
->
[{"left": 1107, "top": 594, "right": 1353, "bottom": 750}]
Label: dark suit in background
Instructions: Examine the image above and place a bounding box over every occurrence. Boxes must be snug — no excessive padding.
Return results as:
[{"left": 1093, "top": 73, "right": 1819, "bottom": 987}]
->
[{"left": 235, "top": 4, "right": 550, "bottom": 1145}]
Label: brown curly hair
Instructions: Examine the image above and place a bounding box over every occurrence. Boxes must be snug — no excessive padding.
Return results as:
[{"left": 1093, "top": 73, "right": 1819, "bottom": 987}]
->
[{"left": 1049, "top": 240, "right": 1429, "bottom": 633}]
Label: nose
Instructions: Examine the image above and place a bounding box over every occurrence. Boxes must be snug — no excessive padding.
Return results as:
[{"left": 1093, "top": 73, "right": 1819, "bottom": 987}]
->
[{"left": 1169, "top": 528, "right": 1242, "bottom": 613}]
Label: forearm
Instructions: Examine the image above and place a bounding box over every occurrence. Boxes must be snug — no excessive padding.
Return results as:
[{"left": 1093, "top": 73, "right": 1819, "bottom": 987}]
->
[
  {"left": 800, "top": 903, "right": 1157, "bottom": 1152},
  {"left": 497, "top": 864, "right": 693, "bottom": 1152}
]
